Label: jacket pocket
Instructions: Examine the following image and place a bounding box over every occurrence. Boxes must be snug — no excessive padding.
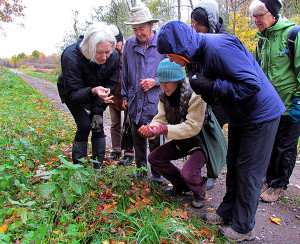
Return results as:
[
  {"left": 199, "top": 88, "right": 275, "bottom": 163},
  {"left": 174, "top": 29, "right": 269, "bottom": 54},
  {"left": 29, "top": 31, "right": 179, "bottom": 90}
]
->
[
  {"left": 146, "top": 92, "right": 159, "bottom": 116},
  {"left": 128, "top": 92, "right": 137, "bottom": 115}
]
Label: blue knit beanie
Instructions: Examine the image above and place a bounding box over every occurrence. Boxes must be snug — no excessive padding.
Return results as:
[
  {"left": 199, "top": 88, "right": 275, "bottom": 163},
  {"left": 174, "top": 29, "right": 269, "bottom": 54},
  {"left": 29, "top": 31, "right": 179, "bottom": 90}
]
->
[{"left": 157, "top": 58, "right": 185, "bottom": 83}]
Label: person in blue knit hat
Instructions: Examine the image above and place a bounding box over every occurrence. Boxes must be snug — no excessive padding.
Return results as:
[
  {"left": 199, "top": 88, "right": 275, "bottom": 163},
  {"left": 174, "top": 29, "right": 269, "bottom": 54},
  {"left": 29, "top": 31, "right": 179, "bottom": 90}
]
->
[{"left": 138, "top": 58, "right": 208, "bottom": 208}]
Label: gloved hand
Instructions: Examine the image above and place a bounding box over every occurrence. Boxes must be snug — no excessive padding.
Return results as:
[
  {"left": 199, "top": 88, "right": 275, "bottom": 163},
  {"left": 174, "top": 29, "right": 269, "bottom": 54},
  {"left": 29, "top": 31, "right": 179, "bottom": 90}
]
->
[
  {"left": 189, "top": 74, "right": 215, "bottom": 104},
  {"left": 138, "top": 124, "right": 168, "bottom": 137},
  {"left": 287, "top": 97, "right": 300, "bottom": 123}
]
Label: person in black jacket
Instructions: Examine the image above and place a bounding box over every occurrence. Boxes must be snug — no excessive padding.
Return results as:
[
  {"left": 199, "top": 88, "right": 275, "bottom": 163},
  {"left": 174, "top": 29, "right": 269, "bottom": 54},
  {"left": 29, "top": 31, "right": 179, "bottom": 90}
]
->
[{"left": 57, "top": 22, "right": 120, "bottom": 169}]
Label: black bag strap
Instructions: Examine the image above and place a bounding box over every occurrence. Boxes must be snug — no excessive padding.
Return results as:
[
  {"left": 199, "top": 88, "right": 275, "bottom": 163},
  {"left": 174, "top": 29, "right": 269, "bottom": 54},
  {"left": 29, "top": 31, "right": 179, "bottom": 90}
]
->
[{"left": 287, "top": 25, "right": 300, "bottom": 65}]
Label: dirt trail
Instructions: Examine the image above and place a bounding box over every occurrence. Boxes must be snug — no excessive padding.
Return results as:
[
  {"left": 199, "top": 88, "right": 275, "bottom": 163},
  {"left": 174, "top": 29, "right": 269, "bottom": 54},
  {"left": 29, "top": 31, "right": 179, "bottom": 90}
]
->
[{"left": 15, "top": 70, "right": 300, "bottom": 244}]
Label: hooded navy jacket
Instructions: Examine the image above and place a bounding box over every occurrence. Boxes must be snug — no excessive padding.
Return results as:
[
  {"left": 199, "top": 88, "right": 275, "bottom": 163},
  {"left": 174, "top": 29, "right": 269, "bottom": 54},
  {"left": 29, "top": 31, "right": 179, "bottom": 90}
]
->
[
  {"left": 57, "top": 36, "right": 120, "bottom": 114},
  {"left": 157, "top": 21, "right": 285, "bottom": 127}
]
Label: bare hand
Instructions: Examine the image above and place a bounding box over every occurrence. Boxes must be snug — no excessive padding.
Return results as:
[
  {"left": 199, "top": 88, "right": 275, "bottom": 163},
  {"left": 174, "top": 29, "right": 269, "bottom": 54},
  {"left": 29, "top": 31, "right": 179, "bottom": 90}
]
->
[
  {"left": 122, "top": 100, "right": 128, "bottom": 110},
  {"left": 92, "top": 86, "right": 113, "bottom": 103},
  {"left": 139, "top": 78, "right": 156, "bottom": 92},
  {"left": 103, "top": 95, "right": 114, "bottom": 103}
]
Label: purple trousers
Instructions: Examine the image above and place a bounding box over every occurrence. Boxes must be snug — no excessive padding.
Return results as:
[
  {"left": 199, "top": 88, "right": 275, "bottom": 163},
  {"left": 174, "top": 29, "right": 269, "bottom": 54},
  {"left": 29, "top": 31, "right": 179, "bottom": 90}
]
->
[{"left": 148, "top": 140, "right": 206, "bottom": 198}]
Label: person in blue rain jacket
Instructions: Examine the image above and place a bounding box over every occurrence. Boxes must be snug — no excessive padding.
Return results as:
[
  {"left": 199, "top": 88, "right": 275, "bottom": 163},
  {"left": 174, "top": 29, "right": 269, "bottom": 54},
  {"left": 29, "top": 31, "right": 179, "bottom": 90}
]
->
[{"left": 157, "top": 20, "right": 285, "bottom": 242}]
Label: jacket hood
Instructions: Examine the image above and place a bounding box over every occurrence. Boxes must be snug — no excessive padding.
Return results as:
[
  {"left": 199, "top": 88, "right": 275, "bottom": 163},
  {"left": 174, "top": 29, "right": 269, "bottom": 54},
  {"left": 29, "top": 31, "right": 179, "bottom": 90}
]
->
[
  {"left": 193, "top": 0, "right": 219, "bottom": 33},
  {"left": 157, "top": 20, "right": 202, "bottom": 61},
  {"left": 216, "top": 17, "right": 227, "bottom": 34},
  {"left": 256, "top": 15, "right": 295, "bottom": 39}
]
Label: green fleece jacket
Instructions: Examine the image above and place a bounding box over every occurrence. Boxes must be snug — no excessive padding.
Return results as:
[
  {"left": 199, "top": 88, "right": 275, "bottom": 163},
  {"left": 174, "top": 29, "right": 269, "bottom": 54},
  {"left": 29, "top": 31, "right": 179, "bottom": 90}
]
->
[{"left": 255, "top": 16, "right": 300, "bottom": 115}]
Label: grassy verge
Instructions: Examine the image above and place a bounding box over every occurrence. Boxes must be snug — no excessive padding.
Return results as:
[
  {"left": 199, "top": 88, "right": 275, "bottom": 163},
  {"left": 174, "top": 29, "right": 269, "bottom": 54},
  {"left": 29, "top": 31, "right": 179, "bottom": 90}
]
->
[
  {"left": 19, "top": 69, "right": 59, "bottom": 83},
  {"left": 0, "top": 67, "right": 226, "bottom": 243}
]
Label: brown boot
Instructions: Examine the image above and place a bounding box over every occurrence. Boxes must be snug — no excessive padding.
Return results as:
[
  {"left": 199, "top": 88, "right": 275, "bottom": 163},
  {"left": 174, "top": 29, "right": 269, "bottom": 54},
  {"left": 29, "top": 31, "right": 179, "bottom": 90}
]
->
[
  {"left": 220, "top": 227, "right": 255, "bottom": 242},
  {"left": 260, "top": 183, "right": 269, "bottom": 195},
  {"left": 200, "top": 212, "right": 231, "bottom": 225},
  {"left": 191, "top": 192, "right": 206, "bottom": 209},
  {"left": 260, "top": 187, "right": 284, "bottom": 202}
]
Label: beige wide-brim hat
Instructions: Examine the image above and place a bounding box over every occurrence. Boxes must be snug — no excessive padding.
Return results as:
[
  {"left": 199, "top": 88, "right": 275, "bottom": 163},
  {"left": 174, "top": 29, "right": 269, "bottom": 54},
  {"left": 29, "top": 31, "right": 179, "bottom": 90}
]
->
[{"left": 124, "top": 6, "right": 159, "bottom": 25}]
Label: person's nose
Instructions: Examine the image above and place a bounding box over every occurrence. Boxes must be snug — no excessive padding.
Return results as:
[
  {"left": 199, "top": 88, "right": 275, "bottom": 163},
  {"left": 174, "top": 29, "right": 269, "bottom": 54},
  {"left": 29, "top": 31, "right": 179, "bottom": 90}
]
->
[
  {"left": 161, "top": 83, "right": 167, "bottom": 90},
  {"left": 99, "top": 53, "right": 106, "bottom": 60},
  {"left": 254, "top": 17, "right": 260, "bottom": 24},
  {"left": 136, "top": 30, "right": 142, "bottom": 37}
]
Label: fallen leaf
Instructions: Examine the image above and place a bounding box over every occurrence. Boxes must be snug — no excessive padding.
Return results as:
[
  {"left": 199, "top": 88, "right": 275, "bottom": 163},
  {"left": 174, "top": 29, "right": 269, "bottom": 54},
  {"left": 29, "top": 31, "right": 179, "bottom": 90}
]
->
[
  {"left": 0, "top": 224, "right": 7, "bottom": 233},
  {"left": 270, "top": 216, "right": 282, "bottom": 225},
  {"left": 129, "top": 197, "right": 136, "bottom": 204},
  {"left": 53, "top": 230, "right": 61, "bottom": 236},
  {"left": 174, "top": 209, "right": 189, "bottom": 219},
  {"left": 207, "top": 208, "right": 214, "bottom": 211},
  {"left": 160, "top": 237, "right": 174, "bottom": 243}
]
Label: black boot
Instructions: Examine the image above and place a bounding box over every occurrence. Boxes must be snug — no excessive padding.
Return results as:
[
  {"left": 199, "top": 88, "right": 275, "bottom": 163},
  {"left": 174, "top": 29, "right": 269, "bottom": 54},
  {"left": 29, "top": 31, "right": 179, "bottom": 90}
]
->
[
  {"left": 91, "top": 137, "right": 106, "bottom": 169},
  {"left": 72, "top": 140, "right": 88, "bottom": 165},
  {"left": 150, "top": 168, "right": 163, "bottom": 184}
]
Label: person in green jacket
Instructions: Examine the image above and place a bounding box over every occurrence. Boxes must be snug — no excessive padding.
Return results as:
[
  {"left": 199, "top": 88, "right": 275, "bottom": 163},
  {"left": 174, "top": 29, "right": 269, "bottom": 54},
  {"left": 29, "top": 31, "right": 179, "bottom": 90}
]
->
[{"left": 250, "top": 0, "right": 300, "bottom": 202}]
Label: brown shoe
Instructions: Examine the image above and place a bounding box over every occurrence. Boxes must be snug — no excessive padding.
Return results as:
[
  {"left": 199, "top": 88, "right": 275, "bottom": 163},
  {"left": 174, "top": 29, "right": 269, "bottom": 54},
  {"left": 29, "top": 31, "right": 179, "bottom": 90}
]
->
[
  {"left": 220, "top": 227, "right": 255, "bottom": 242},
  {"left": 200, "top": 212, "right": 231, "bottom": 225},
  {"left": 260, "top": 183, "right": 269, "bottom": 195},
  {"left": 191, "top": 192, "right": 206, "bottom": 209},
  {"left": 260, "top": 187, "right": 284, "bottom": 202}
]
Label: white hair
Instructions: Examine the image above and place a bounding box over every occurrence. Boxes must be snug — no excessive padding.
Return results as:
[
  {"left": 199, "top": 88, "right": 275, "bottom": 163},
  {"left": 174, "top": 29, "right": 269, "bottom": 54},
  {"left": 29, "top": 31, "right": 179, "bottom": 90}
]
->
[
  {"left": 249, "top": 0, "right": 268, "bottom": 14},
  {"left": 109, "top": 24, "right": 120, "bottom": 36},
  {"left": 80, "top": 22, "right": 117, "bottom": 63},
  {"left": 249, "top": 0, "right": 282, "bottom": 14}
]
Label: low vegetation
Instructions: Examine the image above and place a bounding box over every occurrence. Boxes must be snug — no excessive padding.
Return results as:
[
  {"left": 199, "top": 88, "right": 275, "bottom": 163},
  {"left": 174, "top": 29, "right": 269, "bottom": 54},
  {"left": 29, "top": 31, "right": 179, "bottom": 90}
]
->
[
  {"left": 0, "top": 67, "right": 227, "bottom": 243},
  {"left": 19, "top": 69, "right": 59, "bottom": 83}
]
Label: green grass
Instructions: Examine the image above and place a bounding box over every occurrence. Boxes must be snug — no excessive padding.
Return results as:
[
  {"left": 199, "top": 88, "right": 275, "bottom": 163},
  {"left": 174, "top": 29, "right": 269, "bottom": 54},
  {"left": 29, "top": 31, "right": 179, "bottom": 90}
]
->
[
  {"left": 19, "top": 69, "right": 59, "bottom": 83},
  {"left": 0, "top": 67, "right": 226, "bottom": 243}
]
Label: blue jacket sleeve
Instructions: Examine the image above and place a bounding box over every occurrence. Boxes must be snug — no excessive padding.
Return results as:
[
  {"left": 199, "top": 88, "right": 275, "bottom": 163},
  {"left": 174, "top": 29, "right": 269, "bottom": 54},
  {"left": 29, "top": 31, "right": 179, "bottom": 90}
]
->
[
  {"left": 121, "top": 42, "right": 129, "bottom": 101},
  {"left": 208, "top": 41, "right": 262, "bottom": 101}
]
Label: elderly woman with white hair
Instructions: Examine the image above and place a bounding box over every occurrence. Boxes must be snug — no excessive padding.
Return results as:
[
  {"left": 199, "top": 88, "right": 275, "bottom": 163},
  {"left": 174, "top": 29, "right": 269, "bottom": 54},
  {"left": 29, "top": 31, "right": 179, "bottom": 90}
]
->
[{"left": 57, "top": 22, "right": 120, "bottom": 169}]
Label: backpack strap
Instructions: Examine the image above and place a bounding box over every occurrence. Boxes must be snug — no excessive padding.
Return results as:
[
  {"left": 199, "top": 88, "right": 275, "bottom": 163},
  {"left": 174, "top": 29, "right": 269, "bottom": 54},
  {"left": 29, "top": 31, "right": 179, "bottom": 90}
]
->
[
  {"left": 257, "top": 39, "right": 263, "bottom": 66},
  {"left": 287, "top": 25, "right": 300, "bottom": 64},
  {"left": 258, "top": 38, "right": 263, "bottom": 52}
]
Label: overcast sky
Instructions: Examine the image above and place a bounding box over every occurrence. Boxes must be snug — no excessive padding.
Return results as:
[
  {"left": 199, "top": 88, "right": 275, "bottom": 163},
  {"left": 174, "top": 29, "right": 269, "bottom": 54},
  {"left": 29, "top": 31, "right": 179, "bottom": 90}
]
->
[{"left": 0, "top": 0, "right": 102, "bottom": 58}]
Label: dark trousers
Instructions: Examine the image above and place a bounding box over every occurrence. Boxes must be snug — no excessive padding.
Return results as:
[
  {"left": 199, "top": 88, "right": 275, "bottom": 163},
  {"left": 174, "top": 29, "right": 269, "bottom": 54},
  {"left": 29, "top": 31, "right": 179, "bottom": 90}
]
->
[
  {"left": 66, "top": 103, "right": 104, "bottom": 142},
  {"left": 216, "top": 118, "right": 280, "bottom": 234},
  {"left": 148, "top": 140, "right": 206, "bottom": 198},
  {"left": 109, "top": 107, "right": 134, "bottom": 156},
  {"left": 131, "top": 122, "right": 160, "bottom": 176},
  {"left": 266, "top": 116, "right": 300, "bottom": 189}
]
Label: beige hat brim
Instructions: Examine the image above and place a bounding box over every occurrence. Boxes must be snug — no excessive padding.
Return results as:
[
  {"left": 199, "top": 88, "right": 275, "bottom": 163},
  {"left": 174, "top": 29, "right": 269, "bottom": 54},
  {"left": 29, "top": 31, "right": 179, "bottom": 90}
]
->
[{"left": 124, "top": 19, "right": 159, "bottom": 25}]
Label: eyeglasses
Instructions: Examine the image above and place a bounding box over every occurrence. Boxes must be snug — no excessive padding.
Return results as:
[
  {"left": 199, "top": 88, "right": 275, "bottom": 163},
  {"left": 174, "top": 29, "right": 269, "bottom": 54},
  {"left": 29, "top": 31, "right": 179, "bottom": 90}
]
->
[{"left": 252, "top": 11, "right": 269, "bottom": 20}]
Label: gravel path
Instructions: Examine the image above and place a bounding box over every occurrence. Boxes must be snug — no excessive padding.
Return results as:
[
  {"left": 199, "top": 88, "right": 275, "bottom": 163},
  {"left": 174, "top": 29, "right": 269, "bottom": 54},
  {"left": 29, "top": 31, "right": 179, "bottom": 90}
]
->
[{"left": 15, "top": 70, "right": 300, "bottom": 244}]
